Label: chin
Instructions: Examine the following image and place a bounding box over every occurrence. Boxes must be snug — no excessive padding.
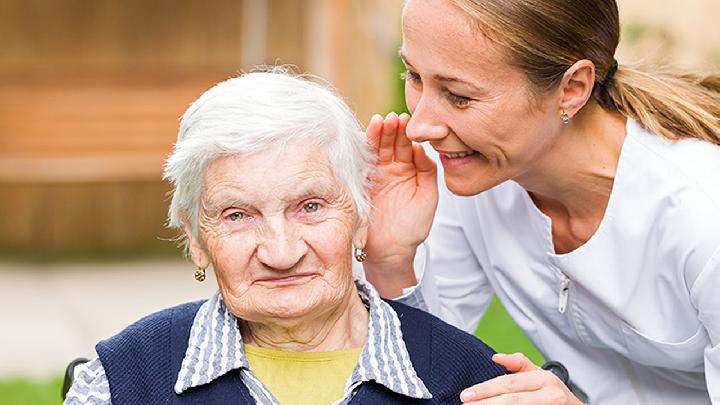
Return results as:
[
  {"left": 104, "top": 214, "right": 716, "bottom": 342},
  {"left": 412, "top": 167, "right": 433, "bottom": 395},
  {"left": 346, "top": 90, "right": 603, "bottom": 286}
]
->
[
  {"left": 445, "top": 174, "right": 498, "bottom": 196},
  {"left": 264, "top": 292, "right": 317, "bottom": 315}
]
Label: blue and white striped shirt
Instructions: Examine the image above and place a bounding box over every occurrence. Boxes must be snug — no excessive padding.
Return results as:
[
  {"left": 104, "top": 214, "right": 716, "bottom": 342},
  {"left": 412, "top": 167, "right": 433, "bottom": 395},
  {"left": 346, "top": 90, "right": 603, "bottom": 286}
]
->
[{"left": 65, "top": 279, "right": 432, "bottom": 404}]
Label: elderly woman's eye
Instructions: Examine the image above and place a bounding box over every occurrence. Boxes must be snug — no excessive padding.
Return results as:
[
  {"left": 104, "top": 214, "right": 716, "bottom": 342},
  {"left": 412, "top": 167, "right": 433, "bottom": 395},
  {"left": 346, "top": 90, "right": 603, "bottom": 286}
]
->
[
  {"left": 227, "top": 211, "right": 245, "bottom": 221},
  {"left": 302, "top": 202, "right": 321, "bottom": 213}
]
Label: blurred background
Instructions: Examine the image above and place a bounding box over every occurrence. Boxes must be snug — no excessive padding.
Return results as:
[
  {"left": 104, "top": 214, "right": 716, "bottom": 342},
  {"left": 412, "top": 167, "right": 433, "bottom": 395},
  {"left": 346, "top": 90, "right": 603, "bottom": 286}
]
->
[{"left": 0, "top": 0, "right": 717, "bottom": 403}]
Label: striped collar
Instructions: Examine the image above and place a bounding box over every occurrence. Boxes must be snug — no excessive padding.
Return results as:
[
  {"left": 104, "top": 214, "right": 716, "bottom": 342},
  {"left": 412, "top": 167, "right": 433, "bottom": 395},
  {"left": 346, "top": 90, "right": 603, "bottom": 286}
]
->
[{"left": 173, "top": 279, "right": 432, "bottom": 402}]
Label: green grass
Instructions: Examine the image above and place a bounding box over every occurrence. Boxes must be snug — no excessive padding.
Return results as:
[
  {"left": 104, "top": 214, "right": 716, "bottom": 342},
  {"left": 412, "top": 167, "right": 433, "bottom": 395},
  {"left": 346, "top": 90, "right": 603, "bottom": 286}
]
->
[
  {"left": 475, "top": 295, "right": 545, "bottom": 366},
  {"left": 0, "top": 376, "right": 63, "bottom": 405}
]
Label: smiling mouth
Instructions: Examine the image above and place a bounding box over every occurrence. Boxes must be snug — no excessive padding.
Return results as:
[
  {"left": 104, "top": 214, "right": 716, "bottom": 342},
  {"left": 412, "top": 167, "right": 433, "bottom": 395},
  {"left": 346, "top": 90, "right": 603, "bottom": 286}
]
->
[
  {"left": 441, "top": 150, "right": 478, "bottom": 158},
  {"left": 436, "top": 149, "right": 482, "bottom": 169}
]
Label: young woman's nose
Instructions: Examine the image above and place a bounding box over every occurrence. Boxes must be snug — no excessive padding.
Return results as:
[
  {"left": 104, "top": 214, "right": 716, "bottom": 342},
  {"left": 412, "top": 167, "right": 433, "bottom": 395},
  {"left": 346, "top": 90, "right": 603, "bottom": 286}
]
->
[
  {"left": 255, "top": 218, "right": 307, "bottom": 271},
  {"left": 405, "top": 93, "right": 449, "bottom": 143}
]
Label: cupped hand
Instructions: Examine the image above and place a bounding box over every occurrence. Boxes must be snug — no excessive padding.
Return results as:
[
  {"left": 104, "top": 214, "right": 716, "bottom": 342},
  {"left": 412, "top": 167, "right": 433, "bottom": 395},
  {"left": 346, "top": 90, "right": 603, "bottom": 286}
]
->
[
  {"left": 362, "top": 112, "right": 438, "bottom": 296},
  {"left": 460, "top": 353, "right": 583, "bottom": 405}
]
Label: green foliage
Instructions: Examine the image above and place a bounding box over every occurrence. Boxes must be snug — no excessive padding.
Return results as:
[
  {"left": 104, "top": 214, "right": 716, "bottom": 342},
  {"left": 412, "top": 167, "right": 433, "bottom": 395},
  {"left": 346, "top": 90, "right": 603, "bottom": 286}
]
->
[
  {"left": 474, "top": 295, "right": 545, "bottom": 366},
  {"left": 621, "top": 20, "right": 676, "bottom": 62},
  {"left": 0, "top": 376, "right": 63, "bottom": 405},
  {"left": 710, "top": 47, "right": 720, "bottom": 67},
  {"left": 390, "top": 53, "right": 410, "bottom": 115},
  {"left": 622, "top": 20, "right": 650, "bottom": 45}
]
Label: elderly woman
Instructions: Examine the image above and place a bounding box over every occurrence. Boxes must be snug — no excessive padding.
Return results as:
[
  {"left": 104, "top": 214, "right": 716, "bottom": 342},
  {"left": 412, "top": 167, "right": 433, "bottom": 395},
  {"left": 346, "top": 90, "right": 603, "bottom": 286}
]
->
[{"left": 64, "top": 70, "right": 505, "bottom": 404}]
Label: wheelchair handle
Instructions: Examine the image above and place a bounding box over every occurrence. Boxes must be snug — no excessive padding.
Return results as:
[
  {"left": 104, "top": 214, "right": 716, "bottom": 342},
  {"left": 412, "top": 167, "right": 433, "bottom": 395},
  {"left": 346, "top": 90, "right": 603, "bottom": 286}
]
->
[{"left": 541, "top": 360, "right": 589, "bottom": 403}]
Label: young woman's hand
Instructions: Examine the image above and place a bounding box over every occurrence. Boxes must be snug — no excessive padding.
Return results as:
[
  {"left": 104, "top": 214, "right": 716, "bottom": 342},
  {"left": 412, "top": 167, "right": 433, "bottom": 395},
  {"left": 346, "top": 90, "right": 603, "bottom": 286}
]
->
[
  {"left": 363, "top": 112, "right": 438, "bottom": 297},
  {"left": 460, "top": 353, "right": 583, "bottom": 404}
]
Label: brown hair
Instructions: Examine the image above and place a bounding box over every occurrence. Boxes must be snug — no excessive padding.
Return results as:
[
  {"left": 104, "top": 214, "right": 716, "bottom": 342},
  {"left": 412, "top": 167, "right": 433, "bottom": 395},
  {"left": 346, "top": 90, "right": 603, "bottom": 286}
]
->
[{"left": 451, "top": 0, "right": 720, "bottom": 144}]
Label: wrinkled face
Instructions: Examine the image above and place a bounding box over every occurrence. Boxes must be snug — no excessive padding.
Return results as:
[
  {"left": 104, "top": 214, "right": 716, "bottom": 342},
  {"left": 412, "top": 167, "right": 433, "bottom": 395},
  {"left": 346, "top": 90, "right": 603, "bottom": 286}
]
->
[
  {"left": 401, "top": 0, "right": 563, "bottom": 195},
  {"left": 193, "top": 143, "right": 362, "bottom": 326}
]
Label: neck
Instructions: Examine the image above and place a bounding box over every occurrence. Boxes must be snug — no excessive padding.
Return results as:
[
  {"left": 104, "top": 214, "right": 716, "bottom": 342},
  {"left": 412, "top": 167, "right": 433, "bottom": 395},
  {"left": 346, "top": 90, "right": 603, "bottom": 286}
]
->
[
  {"left": 515, "top": 101, "right": 627, "bottom": 222},
  {"left": 241, "top": 285, "right": 368, "bottom": 352}
]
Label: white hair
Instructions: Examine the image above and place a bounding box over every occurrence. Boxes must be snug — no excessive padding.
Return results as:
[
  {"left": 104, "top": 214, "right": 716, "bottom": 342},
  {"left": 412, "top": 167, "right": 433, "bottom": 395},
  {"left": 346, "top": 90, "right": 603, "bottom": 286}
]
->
[{"left": 163, "top": 67, "right": 374, "bottom": 242}]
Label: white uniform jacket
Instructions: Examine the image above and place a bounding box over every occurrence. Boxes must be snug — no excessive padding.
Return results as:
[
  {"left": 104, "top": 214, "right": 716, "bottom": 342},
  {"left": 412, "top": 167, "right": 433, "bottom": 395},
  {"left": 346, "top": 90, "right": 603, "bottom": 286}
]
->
[{"left": 406, "top": 119, "right": 720, "bottom": 404}]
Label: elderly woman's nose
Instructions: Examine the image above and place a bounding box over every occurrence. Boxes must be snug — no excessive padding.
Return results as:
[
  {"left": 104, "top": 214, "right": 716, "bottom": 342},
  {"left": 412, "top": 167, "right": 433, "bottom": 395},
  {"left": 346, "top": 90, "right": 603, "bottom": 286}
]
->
[
  {"left": 256, "top": 219, "right": 308, "bottom": 271},
  {"left": 406, "top": 94, "right": 448, "bottom": 142}
]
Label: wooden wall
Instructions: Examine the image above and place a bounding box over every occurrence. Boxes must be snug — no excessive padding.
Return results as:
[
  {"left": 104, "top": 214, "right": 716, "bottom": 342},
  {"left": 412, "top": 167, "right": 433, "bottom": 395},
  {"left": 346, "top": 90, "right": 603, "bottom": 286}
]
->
[
  {"left": 0, "top": 0, "right": 247, "bottom": 75},
  {"left": 0, "top": 181, "right": 177, "bottom": 257},
  {"left": 0, "top": 0, "right": 403, "bottom": 258},
  {"left": 1, "top": 0, "right": 714, "bottom": 257}
]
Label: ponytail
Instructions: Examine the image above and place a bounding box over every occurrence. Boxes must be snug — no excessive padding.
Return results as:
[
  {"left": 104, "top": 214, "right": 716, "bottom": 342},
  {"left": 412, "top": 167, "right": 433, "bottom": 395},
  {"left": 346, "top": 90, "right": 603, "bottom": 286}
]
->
[{"left": 597, "top": 65, "right": 720, "bottom": 145}]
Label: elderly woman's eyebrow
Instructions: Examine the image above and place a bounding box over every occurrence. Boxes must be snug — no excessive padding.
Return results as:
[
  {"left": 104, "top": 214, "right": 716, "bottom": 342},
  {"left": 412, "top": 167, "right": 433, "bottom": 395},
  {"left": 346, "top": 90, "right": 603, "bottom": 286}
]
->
[
  {"left": 203, "top": 194, "right": 251, "bottom": 214},
  {"left": 282, "top": 180, "right": 340, "bottom": 201},
  {"left": 202, "top": 181, "right": 341, "bottom": 213}
]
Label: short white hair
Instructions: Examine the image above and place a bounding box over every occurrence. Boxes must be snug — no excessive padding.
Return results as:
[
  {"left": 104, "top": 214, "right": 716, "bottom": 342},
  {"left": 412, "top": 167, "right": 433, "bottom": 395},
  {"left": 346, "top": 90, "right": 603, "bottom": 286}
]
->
[{"left": 163, "top": 67, "right": 374, "bottom": 241}]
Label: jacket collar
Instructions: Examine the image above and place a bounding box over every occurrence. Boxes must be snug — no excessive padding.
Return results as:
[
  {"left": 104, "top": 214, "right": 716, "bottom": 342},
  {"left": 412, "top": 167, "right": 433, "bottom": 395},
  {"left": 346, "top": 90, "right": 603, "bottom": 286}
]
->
[{"left": 174, "top": 279, "right": 431, "bottom": 400}]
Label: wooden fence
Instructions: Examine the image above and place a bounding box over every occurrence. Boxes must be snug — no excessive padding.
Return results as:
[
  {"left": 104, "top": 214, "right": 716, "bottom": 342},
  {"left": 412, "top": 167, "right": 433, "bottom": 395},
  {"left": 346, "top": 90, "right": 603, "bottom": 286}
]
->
[
  {"left": 0, "top": 0, "right": 403, "bottom": 257},
  {"left": 1, "top": 0, "right": 715, "bottom": 257}
]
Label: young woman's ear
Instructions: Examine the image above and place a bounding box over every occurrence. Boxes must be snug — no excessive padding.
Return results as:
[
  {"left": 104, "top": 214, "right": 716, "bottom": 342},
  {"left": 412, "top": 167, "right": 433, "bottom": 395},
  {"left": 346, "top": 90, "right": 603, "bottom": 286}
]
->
[
  {"left": 182, "top": 216, "right": 210, "bottom": 269},
  {"left": 559, "top": 59, "right": 596, "bottom": 118}
]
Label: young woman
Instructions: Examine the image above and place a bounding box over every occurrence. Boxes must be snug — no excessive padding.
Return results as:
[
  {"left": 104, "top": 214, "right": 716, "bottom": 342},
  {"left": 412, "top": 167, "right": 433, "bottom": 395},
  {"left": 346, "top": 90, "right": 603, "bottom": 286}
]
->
[{"left": 364, "top": 0, "right": 720, "bottom": 403}]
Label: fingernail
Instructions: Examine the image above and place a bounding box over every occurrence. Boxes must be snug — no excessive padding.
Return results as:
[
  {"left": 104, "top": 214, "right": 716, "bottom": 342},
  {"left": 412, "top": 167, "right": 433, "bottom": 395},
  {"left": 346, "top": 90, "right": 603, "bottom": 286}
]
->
[{"left": 460, "top": 388, "right": 473, "bottom": 402}]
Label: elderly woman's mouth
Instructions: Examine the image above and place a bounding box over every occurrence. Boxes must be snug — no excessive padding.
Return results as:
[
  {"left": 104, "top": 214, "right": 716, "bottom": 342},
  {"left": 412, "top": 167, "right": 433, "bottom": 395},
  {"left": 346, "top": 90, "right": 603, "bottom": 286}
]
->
[{"left": 254, "top": 273, "right": 320, "bottom": 286}]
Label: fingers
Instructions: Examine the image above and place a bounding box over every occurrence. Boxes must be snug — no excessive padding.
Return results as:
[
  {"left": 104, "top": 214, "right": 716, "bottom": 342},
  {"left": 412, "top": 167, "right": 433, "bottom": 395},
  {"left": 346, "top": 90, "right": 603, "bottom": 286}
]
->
[
  {"left": 394, "top": 112, "right": 413, "bottom": 163},
  {"left": 462, "top": 391, "right": 543, "bottom": 405},
  {"left": 366, "top": 114, "right": 383, "bottom": 156},
  {"left": 462, "top": 385, "right": 578, "bottom": 405},
  {"left": 368, "top": 111, "right": 416, "bottom": 164},
  {"left": 460, "top": 361, "right": 580, "bottom": 405},
  {"left": 461, "top": 372, "right": 547, "bottom": 402},
  {"left": 492, "top": 353, "right": 539, "bottom": 373},
  {"left": 378, "top": 112, "right": 399, "bottom": 162},
  {"left": 413, "top": 143, "right": 438, "bottom": 198},
  {"left": 412, "top": 143, "right": 436, "bottom": 175},
  {"left": 459, "top": 353, "right": 543, "bottom": 402}
]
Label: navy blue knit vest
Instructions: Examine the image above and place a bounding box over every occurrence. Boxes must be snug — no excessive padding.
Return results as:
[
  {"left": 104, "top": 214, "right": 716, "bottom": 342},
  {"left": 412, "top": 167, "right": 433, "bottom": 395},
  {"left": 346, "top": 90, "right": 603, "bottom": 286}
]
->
[{"left": 97, "top": 300, "right": 505, "bottom": 404}]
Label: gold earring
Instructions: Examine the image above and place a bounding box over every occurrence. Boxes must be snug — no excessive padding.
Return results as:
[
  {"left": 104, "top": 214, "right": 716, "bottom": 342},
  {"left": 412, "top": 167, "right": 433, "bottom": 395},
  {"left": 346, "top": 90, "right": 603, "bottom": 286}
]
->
[
  {"left": 562, "top": 111, "right": 570, "bottom": 125},
  {"left": 194, "top": 267, "right": 206, "bottom": 282},
  {"left": 354, "top": 247, "right": 367, "bottom": 262}
]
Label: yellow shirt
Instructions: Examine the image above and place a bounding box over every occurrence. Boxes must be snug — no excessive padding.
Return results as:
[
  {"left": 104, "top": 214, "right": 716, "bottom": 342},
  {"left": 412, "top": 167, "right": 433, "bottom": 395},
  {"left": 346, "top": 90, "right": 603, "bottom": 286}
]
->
[{"left": 245, "top": 345, "right": 362, "bottom": 405}]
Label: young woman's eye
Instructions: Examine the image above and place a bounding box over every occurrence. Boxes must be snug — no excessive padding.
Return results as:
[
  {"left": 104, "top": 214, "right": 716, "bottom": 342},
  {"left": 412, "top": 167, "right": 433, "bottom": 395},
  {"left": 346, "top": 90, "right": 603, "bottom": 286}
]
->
[
  {"left": 400, "top": 70, "right": 421, "bottom": 83},
  {"left": 446, "top": 91, "right": 473, "bottom": 107},
  {"left": 302, "top": 202, "right": 321, "bottom": 213}
]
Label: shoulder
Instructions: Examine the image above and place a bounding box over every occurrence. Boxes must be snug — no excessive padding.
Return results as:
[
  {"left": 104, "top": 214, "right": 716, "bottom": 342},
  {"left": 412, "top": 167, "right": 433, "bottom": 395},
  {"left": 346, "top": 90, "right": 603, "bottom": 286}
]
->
[
  {"left": 628, "top": 119, "right": 720, "bottom": 206},
  {"left": 386, "top": 301, "right": 506, "bottom": 400},
  {"left": 621, "top": 121, "right": 720, "bottom": 283},
  {"left": 97, "top": 300, "right": 204, "bottom": 354},
  {"left": 387, "top": 300, "right": 496, "bottom": 354},
  {"left": 94, "top": 300, "right": 205, "bottom": 403}
]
